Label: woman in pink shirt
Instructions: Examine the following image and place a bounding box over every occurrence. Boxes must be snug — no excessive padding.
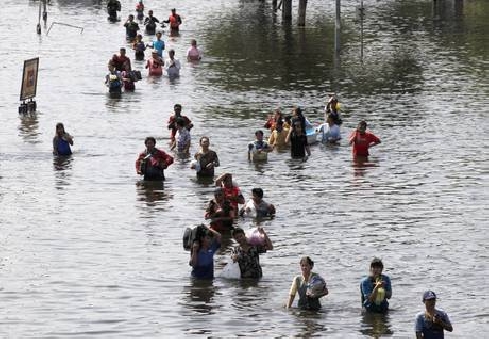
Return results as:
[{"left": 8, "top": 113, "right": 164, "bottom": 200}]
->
[{"left": 187, "top": 39, "right": 202, "bottom": 61}]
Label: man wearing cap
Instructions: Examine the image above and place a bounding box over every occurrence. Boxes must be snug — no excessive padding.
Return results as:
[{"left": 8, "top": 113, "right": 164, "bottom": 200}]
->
[
  {"left": 110, "top": 47, "right": 131, "bottom": 72},
  {"left": 415, "top": 291, "right": 453, "bottom": 338},
  {"left": 360, "top": 258, "right": 392, "bottom": 313}
]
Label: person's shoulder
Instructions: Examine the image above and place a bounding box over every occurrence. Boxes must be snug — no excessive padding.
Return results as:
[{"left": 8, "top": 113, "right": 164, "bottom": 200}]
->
[{"left": 415, "top": 311, "right": 425, "bottom": 320}]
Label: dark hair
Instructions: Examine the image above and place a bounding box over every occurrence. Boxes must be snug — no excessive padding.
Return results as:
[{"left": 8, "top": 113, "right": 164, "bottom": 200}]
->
[
  {"left": 199, "top": 136, "right": 209, "bottom": 144},
  {"left": 300, "top": 256, "right": 314, "bottom": 268},
  {"left": 232, "top": 227, "right": 245, "bottom": 237},
  {"left": 252, "top": 187, "right": 264, "bottom": 199},
  {"left": 174, "top": 104, "right": 182, "bottom": 110},
  {"left": 176, "top": 118, "right": 185, "bottom": 127},
  {"left": 359, "top": 120, "right": 367, "bottom": 128},
  {"left": 56, "top": 122, "right": 65, "bottom": 130},
  {"left": 145, "top": 136, "right": 156, "bottom": 145},
  {"left": 370, "top": 258, "right": 383, "bottom": 269},
  {"left": 255, "top": 130, "right": 264, "bottom": 137}
]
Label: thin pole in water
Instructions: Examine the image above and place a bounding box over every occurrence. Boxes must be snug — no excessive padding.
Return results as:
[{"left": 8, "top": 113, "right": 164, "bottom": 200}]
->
[{"left": 334, "top": 0, "right": 341, "bottom": 52}]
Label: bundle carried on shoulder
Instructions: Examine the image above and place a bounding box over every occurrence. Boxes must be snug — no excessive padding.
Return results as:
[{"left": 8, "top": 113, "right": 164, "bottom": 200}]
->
[
  {"left": 182, "top": 224, "right": 208, "bottom": 251},
  {"left": 307, "top": 275, "right": 327, "bottom": 298}
]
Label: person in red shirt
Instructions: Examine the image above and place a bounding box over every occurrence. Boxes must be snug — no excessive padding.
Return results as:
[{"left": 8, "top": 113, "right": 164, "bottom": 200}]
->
[
  {"left": 163, "top": 8, "right": 182, "bottom": 31},
  {"left": 110, "top": 47, "right": 131, "bottom": 72},
  {"left": 349, "top": 120, "right": 380, "bottom": 158},
  {"left": 205, "top": 187, "right": 235, "bottom": 232},
  {"left": 215, "top": 173, "right": 245, "bottom": 215},
  {"left": 136, "top": 136, "right": 174, "bottom": 181},
  {"left": 167, "top": 104, "right": 193, "bottom": 142}
]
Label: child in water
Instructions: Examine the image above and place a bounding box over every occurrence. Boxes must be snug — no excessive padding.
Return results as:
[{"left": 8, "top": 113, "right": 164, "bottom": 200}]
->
[
  {"left": 132, "top": 34, "right": 146, "bottom": 61},
  {"left": 53, "top": 122, "right": 74, "bottom": 156}
]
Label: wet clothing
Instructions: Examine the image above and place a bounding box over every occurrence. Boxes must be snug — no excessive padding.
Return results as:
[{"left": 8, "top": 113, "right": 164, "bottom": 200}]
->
[
  {"left": 242, "top": 199, "right": 274, "bottom": 218},
  {"left": 107, "top": 0, "right": 120, "bottom": 20},
  {"left": 175, "top": 128, "right": 191, "bottom": 153},
  {"left": 124, "top": 21, "right": 140, "bottom": 41},
  {"left": 289, "top": 272, "right": 322, "bottom": 311},
  {"left": 191, "top": 240, "right": 221, "bottom": 280},
  {"left": 222, "top": 185, "right": 243, "bottom": 215},
  {"left": 134, "top": 41, "right": 146, "bottom": 60},
  {"left": 53, "top": 135, "right": 72, "bottom": 156},
  {"left": 231, "top": 244, "right": 266, "bottom": 279},
  {"left": 135, "top": 148, "right": 174, "bottom": 181},
  {"left": 153, "top": 39, "right": 165, "bottom": 57},
  {"left": 195, "top": 150, "right": 219, "bottom": 177},
  {"left": 146, "top": 57, "right": 163, "bottom": 76},
  {"left": 205, "top": 198, "right": 234, "bottom": 232},
  {"left": 187, "top": 45, "right": 201, "bottom": 61},
  {"left": 168, "top": 115, "right": 192, "bottom": 141},
  {"left": 164, "top": 57, "right": 181, "bottom": 77},
  {"left": 350, "top": 131, "right": 380, "bottom": 157},
  {"left": 144, "top": 16, "right": 159, "bottom": 35},
  {"left": 165, "top": 13, "right": 182, "bottom": 30},
  {"left": 290, "top": 132, "right": 309, "bottom": 158},
  {"left": 415, "top": 309, "right": 451, "bottom": 339},
  {"left": 360, "top": 275, "right": 392, "bottom": 313},
  {"left": 269, "top": 129, "right": 289, "bottom": 148},
  {"left": 111, "top": 54, "right": 131, "bottom": 72}
]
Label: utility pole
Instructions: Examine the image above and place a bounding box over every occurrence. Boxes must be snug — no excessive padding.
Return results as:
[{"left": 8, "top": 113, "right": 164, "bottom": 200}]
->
[{"left": 335, "top": 0, "right": 341, "bottom": 52}]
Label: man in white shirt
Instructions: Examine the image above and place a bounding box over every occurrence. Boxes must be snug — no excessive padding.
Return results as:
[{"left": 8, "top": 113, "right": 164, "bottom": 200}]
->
[{"left": 164, "top": 49, "right": 181, "bottom": 78}]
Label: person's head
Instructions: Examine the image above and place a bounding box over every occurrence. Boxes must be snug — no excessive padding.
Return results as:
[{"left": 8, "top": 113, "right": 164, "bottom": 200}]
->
[
  {"left": 252, "top": 188, "right": 264, "bottom": 203},
  {"left": 156, "top": 31, "right": 162, "bottom": 39},
  {"left": 136, "top": 34, "right": 142, "bottom": 41},
  {"left": 120, "top": 47, "right": 126, "bottom": 56},
  {"left": 144, "top": 136, "right": 156, "bottom": 150},
  {"left": 108, "top": 62, "right": 115, "bottom": 72},
  {"left": 199, "top": 136, "right": 210, "bottom": 149},
  {"left": 299, "top": 256, "right": 314, "bottom": 275},
  {"left": 148, "top": 9, "right": 153, "bottom": 16},
  {"left": 255, "top": 130, "right": 264, "bottom": 141},
  {"left": 174, "top": 104, "right": 182, "bottom": 116},
  {"left": 273, "top": 108, "right": 282, "bottom": 120},
  {"left": 56, "top": 122, "right": 65, "bottom": 135},
  {"left": 176, "top": 118, "right": 185, "bottom": 129},
  {"left": 232, "top": 227, "right": 246, "bottom": 245},
  {"left": 422, "top": 291, "right": 437, "bottom": 309},
  {"left": 128, "top": 14, "right": 134, "bottom": 21},
  {"left": 221, "top": 173, "right": 233, "bottom": 188},
  {"left": 152, "top": 50, "right": 159, "bottom": 59},
  {"left": 370, "top": 258, "right": 384, "bottom": 277},
  {"left": 357, "top": 121, "right": 367, "bottom": 134},
  {"left": 171, "top": 8, "right": 176, "bottom": 13},
  {"left": 213, "top": 187, "right": 225, "bottom": 203},
  {"left": 169, "top": 49, "right": 175, "bottom": 58},
  {"left": 190, "top": 39, "right": 197, "bottom": 47}
]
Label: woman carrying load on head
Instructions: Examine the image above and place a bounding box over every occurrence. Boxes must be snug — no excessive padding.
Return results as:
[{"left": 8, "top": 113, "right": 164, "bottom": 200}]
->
[
  {"left": 286, "top": 256, "right": 328, "bottom": 311},
  {"left": 190, "top": 225, "right": 222, "bottom": 280}
]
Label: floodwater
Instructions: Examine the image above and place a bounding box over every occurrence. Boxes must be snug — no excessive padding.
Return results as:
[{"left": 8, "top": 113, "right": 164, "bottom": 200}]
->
[{"left": 1, "top": 0, "right": 488, "bottom": 337}]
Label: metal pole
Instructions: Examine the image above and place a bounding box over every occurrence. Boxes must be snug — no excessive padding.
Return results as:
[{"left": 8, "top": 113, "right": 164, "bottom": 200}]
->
[
  {"left": 360, "top": 0, "right": 364, "bottom": 63},
  {"left": 334, "top": 0, "right": 341, "bottom": 52}
]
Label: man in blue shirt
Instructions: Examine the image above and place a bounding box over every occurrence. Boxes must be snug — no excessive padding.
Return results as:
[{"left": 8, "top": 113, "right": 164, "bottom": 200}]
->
[
  {"left": 415, "top": 291, "right": 453, "bottom": 338},
  {"left": 360, "top": 258, "right": 392, "bottom": 313}
]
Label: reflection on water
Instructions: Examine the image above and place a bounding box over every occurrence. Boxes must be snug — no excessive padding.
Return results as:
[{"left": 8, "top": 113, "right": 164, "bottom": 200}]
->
[
  {"left": 351, "top": 157, "right": 379, "bottom": 177},
  {"left": 18, "top": 112, "right": 40, "bottom": 143},
  {"left": 53, "top": 155, "right": 73, "bottom": 189},
  {"left": 360, "top": 312, "right": 394, "bottom": 338},
  {"left": 136, "top": 181, "right": 171, "bottom": 206},
  {"left": 180, "top": 280, "right": 216, "bottom": 315}
]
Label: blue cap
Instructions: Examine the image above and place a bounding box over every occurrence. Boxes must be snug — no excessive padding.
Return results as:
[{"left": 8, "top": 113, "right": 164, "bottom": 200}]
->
[{"left": 423, "top": 291, "right": 436, "bottom": 301}]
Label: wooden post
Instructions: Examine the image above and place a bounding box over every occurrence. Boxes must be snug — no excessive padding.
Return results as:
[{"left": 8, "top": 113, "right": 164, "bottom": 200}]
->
[
  {"left": 334, "top": 0, "right": 341, "bottom": 52},
  {"left": 298, "top": 0, "right": 307, "bottom": 26},
  {"left": 282, "top": 0, "right": 292, "bottom": 21}
]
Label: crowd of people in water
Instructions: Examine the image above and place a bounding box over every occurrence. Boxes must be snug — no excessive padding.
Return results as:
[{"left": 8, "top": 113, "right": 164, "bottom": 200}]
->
[{"left": 48, "top": 2, "right": 454, "bottom": 337}]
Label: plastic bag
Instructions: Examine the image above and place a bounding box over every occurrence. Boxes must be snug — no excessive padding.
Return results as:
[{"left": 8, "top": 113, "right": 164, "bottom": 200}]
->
[
  {"left": 307, "top": 275, "right": 327, "bottom": 298},
  {"left": 241, "top": 200, "right": 257, "bottom": 218},
  {"left": 246, "top": 227, "right": 265, "bottom": 246},
  {"left": 221, "top": 261, "right": 241, "bottom": 279}
]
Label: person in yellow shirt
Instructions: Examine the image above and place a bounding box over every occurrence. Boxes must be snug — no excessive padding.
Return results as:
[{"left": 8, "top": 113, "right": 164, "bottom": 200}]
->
[{"left": 268, "top": 119, "right": 289, "bottom": 150}]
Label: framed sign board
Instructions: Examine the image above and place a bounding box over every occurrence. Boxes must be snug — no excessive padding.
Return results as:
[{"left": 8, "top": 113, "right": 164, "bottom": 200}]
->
[{"left": 20, "top": 57, "right": 39, "bottom": 101}]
